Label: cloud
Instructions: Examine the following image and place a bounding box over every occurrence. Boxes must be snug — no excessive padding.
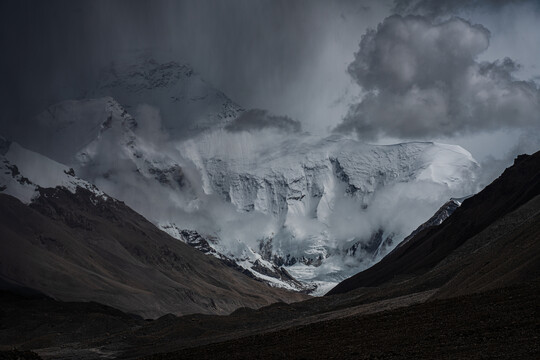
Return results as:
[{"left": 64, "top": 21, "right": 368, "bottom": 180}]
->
[
  {"left": 225, "top": 109, "right": 302, "bottom": 133},
  {"left": 133, "top": 104, "right": 169, "bottom": 143},
  {"left": 393, "top": 0, "right": 530, "bottom": 17},
  {"left": 0, "top": 0, "right": 392, "bottom": 141},
  {"left": 335, "top": 15, "right": 540, "bottom": 140}
]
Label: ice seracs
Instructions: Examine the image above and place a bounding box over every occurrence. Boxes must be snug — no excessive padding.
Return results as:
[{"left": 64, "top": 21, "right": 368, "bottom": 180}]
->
[{"left": 178, "top": 130, "right": 479, "bottom": 292}]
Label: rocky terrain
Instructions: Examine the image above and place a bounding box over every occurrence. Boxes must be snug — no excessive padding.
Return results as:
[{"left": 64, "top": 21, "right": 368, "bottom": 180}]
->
[{"left": 146, "top": 281, "right": 540, "bottom": 360}]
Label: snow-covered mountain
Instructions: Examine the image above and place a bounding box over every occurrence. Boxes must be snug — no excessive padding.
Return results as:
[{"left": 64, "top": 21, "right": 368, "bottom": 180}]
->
[
  {"left": 18, "top": 59, "right": 480, "bottom": 293},
  {"left": 176, "top": 130, "right": 479, "bottom": 293},
  {"left": 88, "top": 58, "right": 243, "bottom": 137}
]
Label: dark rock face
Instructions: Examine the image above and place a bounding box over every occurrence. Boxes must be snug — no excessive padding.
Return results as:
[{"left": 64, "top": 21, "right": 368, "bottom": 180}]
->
[
  {"left": 99, "top": 60, "right": 195, "bottom": 92},
  {"left": 396, "top": 198, "right": 461, "bottom": 249},
  {"left": 176, "top": 229, "right": 260, "bottom": 280},
  {"left": 63, "top": 167, "right": 76, "bottom": 176},
  {"left": 179, "top": 229, "right": 217, "bottom": 254},
  {"left": 2, "top": 160, "right": 31, "bottom": 185},
  {"left": 259, "top": 238, "right": 323, "bottom": 268},
  {"left": 330, "top": 157, "right": 360, "bottom": 195},
  {"left": 345, "top": 229, "right": 395, "bottom": 259},
  {"left": 147, "top": 163, "right": 185, "bottom": 187}
]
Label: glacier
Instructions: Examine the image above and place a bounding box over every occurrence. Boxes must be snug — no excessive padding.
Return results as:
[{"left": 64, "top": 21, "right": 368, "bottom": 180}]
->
[{"left": 175, "top": 130, "right": 479, "bottom": 293}]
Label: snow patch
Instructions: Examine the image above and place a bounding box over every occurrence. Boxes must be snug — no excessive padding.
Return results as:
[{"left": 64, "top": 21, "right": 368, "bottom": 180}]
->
[{"left": 0, "top": 141, "right": 108, "bottom": 204}]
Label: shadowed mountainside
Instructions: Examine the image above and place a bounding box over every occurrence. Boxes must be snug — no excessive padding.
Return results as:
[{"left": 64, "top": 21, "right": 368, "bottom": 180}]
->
[
  {"left": 0, "top": 187, "right": 307, "bottom": 319},
  {"left": 328, "top": 151, "right": 540, "bottom": 296}
]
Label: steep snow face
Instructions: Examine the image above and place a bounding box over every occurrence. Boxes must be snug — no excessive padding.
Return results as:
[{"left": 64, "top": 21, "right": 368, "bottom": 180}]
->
[
  {"left": 176, "top": 130, "right": 479, "bottom": 292},
  {"left": 0, "top": 137, "right": 108, "bottom": 204},
  {"left": 89, "top": 59, "right": 244, "bottom": 138},
  {"left": 181, "top": 132, "right": 477, "bottom": 221}
]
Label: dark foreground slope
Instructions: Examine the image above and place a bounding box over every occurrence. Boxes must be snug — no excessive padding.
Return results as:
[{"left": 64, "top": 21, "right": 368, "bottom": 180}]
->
[
  {"left": 0, "top": 188, "right": 307, "bottom": 319},
  {"left": 2, "top": 278, "right": 539, "bottom": 359},
  {"left": 147, "top": 281, "right": 540, "bottom": 360},
  {"left": 0, "top": 290, "right": 144, "bottom": 359},
  {"left": 328, "top": 151, "right": 540, "bottom": 295}
]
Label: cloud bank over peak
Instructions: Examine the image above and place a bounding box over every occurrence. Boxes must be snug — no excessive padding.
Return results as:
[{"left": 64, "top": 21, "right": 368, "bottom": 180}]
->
[
  {"left": 225, "top": 109, "right": 302, "bottom": 133},
  {"left": 335, "top": 15, "right": 540, "bottom": 140}
]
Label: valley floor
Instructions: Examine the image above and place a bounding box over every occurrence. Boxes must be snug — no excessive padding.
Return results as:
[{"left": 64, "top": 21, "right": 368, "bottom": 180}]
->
[
  {"left": 1, "top": 281, "right": 539, "bottom": 360},
  {"left": 144, "top": 281, "right": 540, "bottom": 360}
]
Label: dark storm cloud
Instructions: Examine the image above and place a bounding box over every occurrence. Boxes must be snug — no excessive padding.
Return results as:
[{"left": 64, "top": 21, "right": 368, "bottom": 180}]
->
[
  {"left": 334, "top": 15, "right": 540, "bottom": 139},
  {"left": 0, "top": 0, "right": 384, "bottom": 144},
  {"left": 393, "top": 0, "right": 531, "bottom": 17},
  {"left": 225, "top": 109, "right": 301, "bottom": 133}
]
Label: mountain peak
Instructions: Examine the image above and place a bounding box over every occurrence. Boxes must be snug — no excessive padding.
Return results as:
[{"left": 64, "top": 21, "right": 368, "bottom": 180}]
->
[
  {"left": 90, "top": 58, "right": 244, "bottom": 138},
  {"left": 29, "top": 97, "right": 136, "bottom": 165},
  {"left": 97, "top": 58, "right": 196, "bottom": 92}
]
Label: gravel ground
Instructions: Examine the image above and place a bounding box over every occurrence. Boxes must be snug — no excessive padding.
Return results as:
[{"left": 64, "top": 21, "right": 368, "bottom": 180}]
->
[{"left": 146, "top": 281, "right": 540, "bottom": 360}]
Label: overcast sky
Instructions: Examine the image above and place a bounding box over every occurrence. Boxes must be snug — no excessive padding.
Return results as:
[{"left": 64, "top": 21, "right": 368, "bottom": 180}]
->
[{"left": 1, "top": 0, "right": 539, "bottom": 167}]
